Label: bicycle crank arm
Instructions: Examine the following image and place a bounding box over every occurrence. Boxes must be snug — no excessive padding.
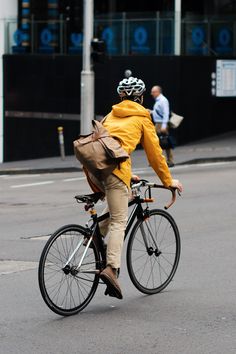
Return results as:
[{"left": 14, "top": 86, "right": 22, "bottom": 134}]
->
[{"left": 79, "top": 269, "right": 100, "bottom": 274}]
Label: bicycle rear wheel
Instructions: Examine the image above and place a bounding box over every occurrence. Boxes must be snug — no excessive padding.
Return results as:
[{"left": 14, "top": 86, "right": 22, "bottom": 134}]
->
[
  {"left": 38, "top": 224, "right": 100, "bottom": 316},
  {"left": 127, "top": 209, "right": 180, "bottom": 294}
]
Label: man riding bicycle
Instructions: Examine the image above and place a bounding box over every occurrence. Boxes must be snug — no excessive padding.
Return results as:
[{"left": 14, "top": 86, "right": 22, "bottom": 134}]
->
[{"left": 89, "top": 71, "right": 183, "bottom": 300}]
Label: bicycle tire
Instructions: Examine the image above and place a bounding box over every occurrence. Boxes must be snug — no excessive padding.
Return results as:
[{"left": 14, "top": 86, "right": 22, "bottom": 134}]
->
[
  {"left": 38, "top": 224, "right": 100, "bottom": 316},
  {"left": 127, "top": 209, "right": 181, "bottom": 295}
]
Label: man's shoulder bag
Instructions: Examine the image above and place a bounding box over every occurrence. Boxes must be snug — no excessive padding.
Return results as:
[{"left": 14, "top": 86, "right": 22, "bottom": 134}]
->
[
  {"left": 169, "top": 112, "right": 184, "bottom": 129},
  {"left": 73, "top": 120, "right": 129, "bottom": 179}
]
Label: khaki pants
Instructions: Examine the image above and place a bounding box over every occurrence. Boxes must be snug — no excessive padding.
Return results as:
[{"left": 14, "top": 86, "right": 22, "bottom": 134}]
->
[
  {"left": 155, "top": 123, "right": 174, "bottom": 164},
  {"left": 99, "top": 174, "right": 129, "bottom": 269}
]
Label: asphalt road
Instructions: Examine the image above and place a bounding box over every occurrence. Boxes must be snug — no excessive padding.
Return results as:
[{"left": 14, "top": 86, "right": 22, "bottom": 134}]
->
[{"left": 1, "top": 162, "right": 236, "bottom": 354}]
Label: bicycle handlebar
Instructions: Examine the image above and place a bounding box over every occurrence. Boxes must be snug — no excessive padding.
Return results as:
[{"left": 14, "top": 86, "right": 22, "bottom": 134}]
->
[{"left": 131, "top": 180, "right": 179, "bottom": 210}]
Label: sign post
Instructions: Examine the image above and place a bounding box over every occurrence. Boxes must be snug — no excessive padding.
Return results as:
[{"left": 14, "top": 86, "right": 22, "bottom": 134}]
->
[{"left": 80, "top": 0, "right": 94, "bottom": 135}]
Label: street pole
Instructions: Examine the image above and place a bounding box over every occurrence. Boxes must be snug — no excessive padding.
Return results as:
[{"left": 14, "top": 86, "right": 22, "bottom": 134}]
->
[
  {"left": 0, "top": 0, "right": 18, "bottom": 163},
  {"left": 80, "top": 0, "right": 94, "bottom": 135},
  {"left": 174, "top": 0, "right": 181, "bottom": 55}
]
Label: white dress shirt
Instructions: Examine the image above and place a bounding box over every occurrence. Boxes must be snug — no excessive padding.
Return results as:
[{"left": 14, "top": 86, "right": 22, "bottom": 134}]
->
[{"left": 152, "top": 93, "right": 170, "bottom": 129}]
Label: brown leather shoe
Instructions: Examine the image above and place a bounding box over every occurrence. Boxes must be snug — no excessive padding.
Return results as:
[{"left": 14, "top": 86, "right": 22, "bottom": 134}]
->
[{"left": 100, "top": 265, "right": 123, "bottom": 300}]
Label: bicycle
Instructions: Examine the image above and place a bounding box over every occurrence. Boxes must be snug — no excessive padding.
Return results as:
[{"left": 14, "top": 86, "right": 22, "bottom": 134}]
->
[{"left": 38, "top": 180, "right": 181, "bottom": 316}]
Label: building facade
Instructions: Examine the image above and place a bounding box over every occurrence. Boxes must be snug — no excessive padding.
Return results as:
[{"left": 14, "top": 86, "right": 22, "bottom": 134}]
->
[{"left": 2, "top": 0, "right": 236, "bottom": 161}]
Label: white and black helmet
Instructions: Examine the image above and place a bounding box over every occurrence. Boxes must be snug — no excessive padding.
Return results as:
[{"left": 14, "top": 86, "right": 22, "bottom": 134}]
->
[{"left": 117, "top": 70, "right": 146, "bottom": 98}]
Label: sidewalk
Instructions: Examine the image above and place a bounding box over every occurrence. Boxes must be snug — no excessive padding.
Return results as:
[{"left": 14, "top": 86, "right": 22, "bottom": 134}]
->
[{"left": 1, "top": 130, "right": 236, "bottom": 175}]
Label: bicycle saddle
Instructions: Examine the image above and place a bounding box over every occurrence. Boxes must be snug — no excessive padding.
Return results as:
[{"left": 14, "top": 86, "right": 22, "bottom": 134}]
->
[{"left": 75, "top": 192, "right": 104, "bottom": 204}]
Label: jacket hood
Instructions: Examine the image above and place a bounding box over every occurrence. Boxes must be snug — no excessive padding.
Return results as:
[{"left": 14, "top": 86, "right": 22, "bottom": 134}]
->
[{"left": 111, "top": 100, "right": 150, "bottom": 119}]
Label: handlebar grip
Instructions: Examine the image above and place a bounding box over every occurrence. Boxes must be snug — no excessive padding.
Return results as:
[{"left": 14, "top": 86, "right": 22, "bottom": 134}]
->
[{"left": 164, "top": 189, "right": 176, "bottom": 210}]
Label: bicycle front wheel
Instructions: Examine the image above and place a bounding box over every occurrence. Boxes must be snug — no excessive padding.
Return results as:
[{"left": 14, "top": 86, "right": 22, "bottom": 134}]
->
[
  {"left": 38, "top": 224, "right": 100, "bottom": 316},
  {"left": 127, "top": 209, "right": 180, "bottom": 294}
]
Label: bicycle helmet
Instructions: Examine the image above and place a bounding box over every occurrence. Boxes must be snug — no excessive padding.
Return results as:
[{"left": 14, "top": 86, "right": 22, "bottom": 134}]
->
[{"left": 117, "top": 70, "right": 146, "bottom": 98}]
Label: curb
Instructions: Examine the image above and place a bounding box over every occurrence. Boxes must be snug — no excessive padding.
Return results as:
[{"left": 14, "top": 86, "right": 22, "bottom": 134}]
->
[
  {"left": 0, "top": 156, "right": 236, "bottom": 175},
  {"left": 176, "top": 155, "right": 236, "bottom": 166}
]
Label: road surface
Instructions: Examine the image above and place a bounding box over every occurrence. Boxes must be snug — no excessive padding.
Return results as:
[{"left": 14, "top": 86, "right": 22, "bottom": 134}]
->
[{"left": 0, "top": 162, "right": 236, "bottom": 354}]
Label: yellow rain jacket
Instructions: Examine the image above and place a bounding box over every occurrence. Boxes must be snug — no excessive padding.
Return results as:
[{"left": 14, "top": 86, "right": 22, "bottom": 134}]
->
[{"left": 103, "top": 100, "right": 172, "bottom": 188}]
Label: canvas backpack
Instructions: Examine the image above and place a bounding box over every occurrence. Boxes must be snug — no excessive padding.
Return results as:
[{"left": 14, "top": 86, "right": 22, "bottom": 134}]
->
[{"left": 73, "top": 119, "right": 129, "bottom": 179}]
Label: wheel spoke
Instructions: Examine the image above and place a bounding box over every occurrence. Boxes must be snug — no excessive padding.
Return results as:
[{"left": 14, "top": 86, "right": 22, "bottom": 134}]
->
[
  {"left": 161, "top": 241, "right": 177, "bottom": 251},
  {"left": 138, "top": 255, "right": 149, "bottom": 283},
  {"left": 146, "top": 256, "right": 154, "bottom": 288},
  {"left": 160, "top": 253, "right": 174, "bottom": 267},
  {"left": 50, "top": 273, "right": 67, "bottom": 302},
  {"left": 158, "top": 219, "right": 171, "bottom": 247},
  {"left": 132, "top": 251, "right": 147, "bottom": 263},
  {"left": 47, "top": 250, "right": 66, "bottom": 264},
  {"left": 153, "top": 256, "right": 170, "bottom": 279}
]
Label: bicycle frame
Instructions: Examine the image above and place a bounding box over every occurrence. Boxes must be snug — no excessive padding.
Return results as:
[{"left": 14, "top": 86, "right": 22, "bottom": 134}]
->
[
  {"left": 69, "top": 197, "right": 148, "bottom": 275},
  {"left": 66, "top": 183, "right": 176, "bottom": 274}
]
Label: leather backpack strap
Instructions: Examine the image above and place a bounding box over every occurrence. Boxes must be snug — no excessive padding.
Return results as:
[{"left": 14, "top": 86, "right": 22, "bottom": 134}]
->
[{"left": 92, "top": 120, "right": 110, "bottom": 139}]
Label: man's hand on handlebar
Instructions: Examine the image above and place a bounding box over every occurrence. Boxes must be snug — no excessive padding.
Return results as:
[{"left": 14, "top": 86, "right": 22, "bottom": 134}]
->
[
  {"left": 131, "top": 174, "right": 140, "bottom": 182},
  {"left": 171, "top": 179, "right": 183, "bottom": 193}
]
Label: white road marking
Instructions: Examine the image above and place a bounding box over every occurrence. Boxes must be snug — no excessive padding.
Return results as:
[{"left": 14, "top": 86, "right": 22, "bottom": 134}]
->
[
  {"left": 194, "top": 161, "right": 232, "bottom": 167},
  {"left": 63, "top": 177, "right": 86, "bottom": 182},
  {"left": 133, "top": 161, "right": 233, "bottom": 174},
  {"left": 0, "top": 260, "right": 38, "bottom": 275},
  {"left": 1, "top": 174, "right": 41, "bottom": 180},
  {"left": 178, "top": 146, "right": 232, "bottom": 152},
  {"left": 132, "top": 170, "right": 149, "bottom": 175},
  {"left": 173, "top": 161, "right": 233, "bottom": 170},
  {"left": 28, "top": 235, "right": 51, "bottom": 241},
  {"left": 10, "top": 181, "right": 54, "bottom": 188}
]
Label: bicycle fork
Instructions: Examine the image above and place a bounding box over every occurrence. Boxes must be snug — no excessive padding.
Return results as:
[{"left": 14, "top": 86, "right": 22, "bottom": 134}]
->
[{"left": 140, "top": 219, "right": 162, "bottom": 257}]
